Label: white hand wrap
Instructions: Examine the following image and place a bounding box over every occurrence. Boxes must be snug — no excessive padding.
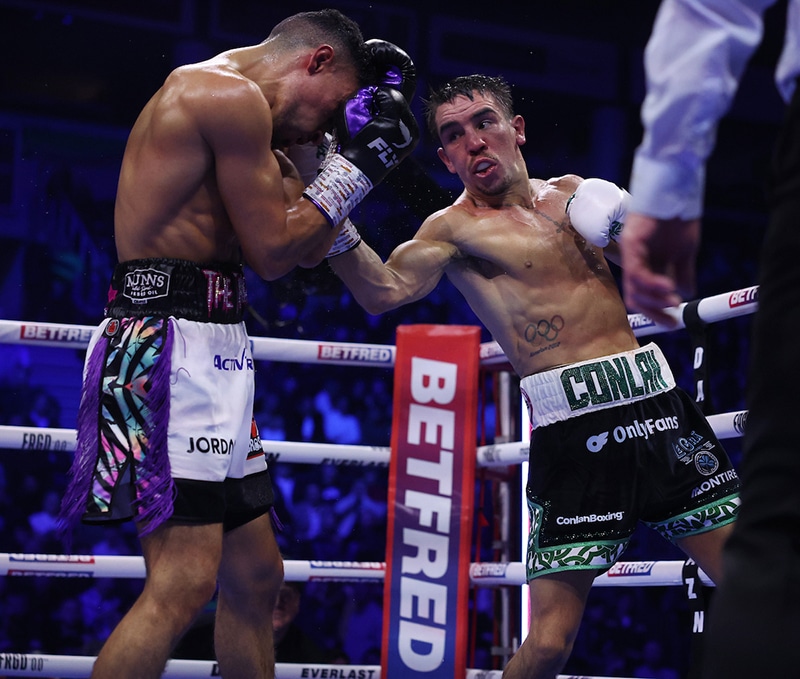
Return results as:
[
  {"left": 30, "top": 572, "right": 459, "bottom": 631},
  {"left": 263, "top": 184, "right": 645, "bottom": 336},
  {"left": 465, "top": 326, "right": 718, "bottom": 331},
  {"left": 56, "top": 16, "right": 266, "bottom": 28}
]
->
[
  {"left": 566, "top": 178, "right": 631, "bottom": 248},
  {"left": 303, "top": 153, "right": 374, "bottom": 228},
  {"left": 326, "top": 217, "right": 362, "bottom": 257},
  {"left": 286, "top": 134, "right": 333, "bottom": 186},
  {"left": 289, "top": 133, "right": 362, "bottom": 254}
]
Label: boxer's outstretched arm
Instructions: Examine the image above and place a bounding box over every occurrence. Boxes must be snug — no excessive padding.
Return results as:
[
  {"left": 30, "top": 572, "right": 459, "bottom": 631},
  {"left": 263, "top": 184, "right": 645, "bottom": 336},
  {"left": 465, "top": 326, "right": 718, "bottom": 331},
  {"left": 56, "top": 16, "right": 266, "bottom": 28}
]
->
[{"left": 329, "top": 225, "right": 457, "bottom": 315}]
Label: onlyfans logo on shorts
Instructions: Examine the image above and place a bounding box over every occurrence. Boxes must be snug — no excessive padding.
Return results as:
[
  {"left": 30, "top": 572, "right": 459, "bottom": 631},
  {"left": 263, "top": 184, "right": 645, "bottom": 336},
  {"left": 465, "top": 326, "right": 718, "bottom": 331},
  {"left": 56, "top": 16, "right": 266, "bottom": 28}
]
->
[
  {"left": 586, "top": 431, "right": 610, "bottom": 452},
  {"left": 586, "top": 416, "right": 680, "bottom": 452}
]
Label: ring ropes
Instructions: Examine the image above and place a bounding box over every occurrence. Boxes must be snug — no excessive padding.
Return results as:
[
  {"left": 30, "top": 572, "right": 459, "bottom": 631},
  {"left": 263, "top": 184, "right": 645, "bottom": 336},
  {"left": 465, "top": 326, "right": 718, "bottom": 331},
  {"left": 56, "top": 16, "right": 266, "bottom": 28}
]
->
[{"left": 0, "top": 285, "right": 758, "bottom": 679}]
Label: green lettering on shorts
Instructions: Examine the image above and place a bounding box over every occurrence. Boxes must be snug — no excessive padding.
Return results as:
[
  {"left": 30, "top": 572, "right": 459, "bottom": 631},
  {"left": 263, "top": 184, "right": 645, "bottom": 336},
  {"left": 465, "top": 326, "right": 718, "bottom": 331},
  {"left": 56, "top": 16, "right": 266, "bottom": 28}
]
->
[{"left": 561, "top": 351, "right": 663, "bottom": 413}]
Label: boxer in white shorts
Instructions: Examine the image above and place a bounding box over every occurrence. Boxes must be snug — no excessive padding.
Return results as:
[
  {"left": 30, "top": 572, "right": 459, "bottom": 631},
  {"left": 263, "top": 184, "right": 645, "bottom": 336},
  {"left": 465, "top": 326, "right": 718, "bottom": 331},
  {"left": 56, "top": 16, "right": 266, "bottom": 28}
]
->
[{"left": 60, "top": 258, "right": 273, "bottom": 536}]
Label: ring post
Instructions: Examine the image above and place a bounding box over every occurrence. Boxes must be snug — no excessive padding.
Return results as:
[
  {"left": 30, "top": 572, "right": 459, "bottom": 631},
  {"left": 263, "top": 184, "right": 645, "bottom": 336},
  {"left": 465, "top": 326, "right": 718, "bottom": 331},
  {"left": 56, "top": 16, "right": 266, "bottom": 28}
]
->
[{"left": 382, "top": 325, "right": 480, "bottom": 678}]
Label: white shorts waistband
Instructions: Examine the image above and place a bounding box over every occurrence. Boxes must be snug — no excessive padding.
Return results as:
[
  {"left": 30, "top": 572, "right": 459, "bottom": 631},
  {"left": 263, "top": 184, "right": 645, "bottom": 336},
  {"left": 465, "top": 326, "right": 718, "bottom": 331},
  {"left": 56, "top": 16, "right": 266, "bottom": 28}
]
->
[{"left": 520, "top": 343, "right": 676, "bottom": 429}]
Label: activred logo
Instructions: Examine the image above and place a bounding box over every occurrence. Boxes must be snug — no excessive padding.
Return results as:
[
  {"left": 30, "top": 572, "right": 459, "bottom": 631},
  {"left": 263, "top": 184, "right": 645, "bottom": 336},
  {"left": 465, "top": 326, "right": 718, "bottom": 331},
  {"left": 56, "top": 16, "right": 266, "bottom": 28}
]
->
[{"left": 729, "top": 287, "right": 758, "bottom": 308}]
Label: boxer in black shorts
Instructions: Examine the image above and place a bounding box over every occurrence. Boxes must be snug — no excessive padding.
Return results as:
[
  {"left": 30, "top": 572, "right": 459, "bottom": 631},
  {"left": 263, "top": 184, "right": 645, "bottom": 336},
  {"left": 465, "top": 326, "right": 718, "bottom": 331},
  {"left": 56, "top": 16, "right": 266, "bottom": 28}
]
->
[
  {"left": 523, "top": 344, "right": 739, "bottom": 580},
  {"left": 329, "top": 75, "right": 740, "bottom": 678}
]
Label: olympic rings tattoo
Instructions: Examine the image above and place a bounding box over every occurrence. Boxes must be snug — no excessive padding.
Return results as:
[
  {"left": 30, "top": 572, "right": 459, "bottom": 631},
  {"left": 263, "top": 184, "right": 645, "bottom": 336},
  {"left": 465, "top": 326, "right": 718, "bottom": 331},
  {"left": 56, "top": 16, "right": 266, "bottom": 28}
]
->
[{"left": 524, "top": 315, "right": 565, "bottom": 344}]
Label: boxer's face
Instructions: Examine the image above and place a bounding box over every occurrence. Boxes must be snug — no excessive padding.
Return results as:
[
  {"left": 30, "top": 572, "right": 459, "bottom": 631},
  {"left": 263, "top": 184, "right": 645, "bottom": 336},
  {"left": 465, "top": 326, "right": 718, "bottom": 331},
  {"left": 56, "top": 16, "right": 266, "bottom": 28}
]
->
[
  {"left": 272, "top": 58, "right": 359, "bottom": 148},
  {"left": 435, "top": 92, "right": 526, "bottom": 196}
]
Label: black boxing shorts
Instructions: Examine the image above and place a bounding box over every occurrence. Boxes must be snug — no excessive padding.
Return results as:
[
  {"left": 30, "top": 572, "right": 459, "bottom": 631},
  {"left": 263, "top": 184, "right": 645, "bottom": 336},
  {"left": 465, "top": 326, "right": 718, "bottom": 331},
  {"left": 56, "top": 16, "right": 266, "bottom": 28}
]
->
[{"left": 519, "top": 344, "right": 740, "bottom": 579}]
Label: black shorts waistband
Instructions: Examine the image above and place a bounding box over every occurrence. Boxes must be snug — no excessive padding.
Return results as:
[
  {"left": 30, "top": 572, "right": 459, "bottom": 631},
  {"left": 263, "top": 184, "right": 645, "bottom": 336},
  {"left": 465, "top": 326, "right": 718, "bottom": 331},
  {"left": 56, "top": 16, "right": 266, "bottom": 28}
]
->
[{"left": 106, "top": 258, "right": 248, "bottom": 323}]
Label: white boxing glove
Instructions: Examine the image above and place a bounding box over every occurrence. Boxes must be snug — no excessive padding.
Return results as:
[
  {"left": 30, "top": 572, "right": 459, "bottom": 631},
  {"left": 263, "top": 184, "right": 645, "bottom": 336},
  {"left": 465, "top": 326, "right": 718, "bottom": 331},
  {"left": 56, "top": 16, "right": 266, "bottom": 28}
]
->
[{"left": 565, "top": 178, "right": 631, "bottom": 248}]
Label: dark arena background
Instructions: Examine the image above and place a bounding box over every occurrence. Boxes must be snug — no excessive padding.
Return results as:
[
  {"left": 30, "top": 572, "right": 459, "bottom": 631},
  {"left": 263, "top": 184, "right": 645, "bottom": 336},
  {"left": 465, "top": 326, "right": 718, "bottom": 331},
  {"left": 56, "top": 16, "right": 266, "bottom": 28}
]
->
[{"left": 0, "top": 0, "right": 788, "bottom": 676}]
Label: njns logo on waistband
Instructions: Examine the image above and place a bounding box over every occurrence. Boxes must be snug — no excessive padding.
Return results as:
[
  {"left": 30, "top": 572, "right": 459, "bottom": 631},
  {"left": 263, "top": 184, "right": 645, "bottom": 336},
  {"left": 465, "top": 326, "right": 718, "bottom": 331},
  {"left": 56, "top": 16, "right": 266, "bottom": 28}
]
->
[{"left": 123, "top": 268, "right": 170, "bottom": 304}]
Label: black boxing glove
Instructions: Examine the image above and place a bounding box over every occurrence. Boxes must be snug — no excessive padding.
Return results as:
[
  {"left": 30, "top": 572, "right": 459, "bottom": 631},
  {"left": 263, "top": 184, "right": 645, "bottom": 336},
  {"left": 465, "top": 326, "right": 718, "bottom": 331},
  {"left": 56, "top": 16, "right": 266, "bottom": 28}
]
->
[
  {"left": 337, "top": 86, "right": 419, "bottom": 178},
  {"left": 303, "top": 86, "right": 419, "bottom": 228},
  {"left": 366, "top": 38, "right": 416, "bottom": 102}
]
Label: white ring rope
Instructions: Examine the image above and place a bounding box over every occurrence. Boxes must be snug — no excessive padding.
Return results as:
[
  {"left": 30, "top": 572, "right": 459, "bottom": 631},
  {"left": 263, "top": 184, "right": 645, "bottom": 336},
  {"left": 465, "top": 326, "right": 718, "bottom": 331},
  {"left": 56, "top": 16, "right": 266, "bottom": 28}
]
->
[
  {"left": 628, "top": 285, "right": 758, "bottom": 337},
  {"left": 0, "top": 655, "right": 381, "bottom": 679},
  {"left": 0, "top": 553, "right": 712, "bottom": 587},
  {"left": 0, "top": 322, "right": 401, "bottom": 367},
  {"left": 0, "top": 653, "right": 643, "bottom": 679},
  {"left": 0, "top": 284, "right": 758, "bottom": 361},
  {"left": 0, "top": 289, "right": 752, "bottom": 679},
  {"left": 0, "top": 407, "right": 747, "bottom": 471}
]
